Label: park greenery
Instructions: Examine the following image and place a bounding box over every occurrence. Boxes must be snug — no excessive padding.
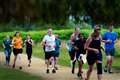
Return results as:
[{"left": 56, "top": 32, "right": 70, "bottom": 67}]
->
[{"left": 0, "top": 0, "right": 120, "bottom": 25}]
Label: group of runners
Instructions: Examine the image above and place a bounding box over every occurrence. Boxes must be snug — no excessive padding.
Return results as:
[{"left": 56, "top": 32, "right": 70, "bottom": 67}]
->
[
  {"left": 3, "top": 32, "right": 33, "bottom": 69},
  {"left": 67, "top": 25, "right": 117, "bottom": 80},
  {"left": 2, "top": 25, "right": 117, "bottom": 80}
]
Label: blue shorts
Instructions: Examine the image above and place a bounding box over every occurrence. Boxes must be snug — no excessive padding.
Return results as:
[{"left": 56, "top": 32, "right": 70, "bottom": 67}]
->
[
  {"left": 54, "top": 51, "right": 60, "bottom": 57},
  {"left": 105, "top": 48, "right": 115, "bottom": 56}
]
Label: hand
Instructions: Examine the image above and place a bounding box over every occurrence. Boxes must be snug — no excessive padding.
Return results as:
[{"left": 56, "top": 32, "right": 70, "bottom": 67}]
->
[
  {"left": 106, "top": 40, "right": 112, "bottom": 44},
  {"left": 94, "top": 49, "right": 99, "bottom": 53},
  {"left": 75, "top": 47, "right": 79, "bottom": 50}
]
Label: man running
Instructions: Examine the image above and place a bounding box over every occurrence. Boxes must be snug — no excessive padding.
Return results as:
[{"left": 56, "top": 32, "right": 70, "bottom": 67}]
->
[
  {"left": 42, "top": 28, "right": 56, "bottom": 73},
  {"left": 103, "top": 25, "right": 117, "bottom": 73}
]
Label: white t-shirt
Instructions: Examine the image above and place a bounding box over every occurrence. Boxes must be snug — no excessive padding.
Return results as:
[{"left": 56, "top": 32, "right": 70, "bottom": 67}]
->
[{"left": 43, "top": 34, "right": 55, "bottom": 52}]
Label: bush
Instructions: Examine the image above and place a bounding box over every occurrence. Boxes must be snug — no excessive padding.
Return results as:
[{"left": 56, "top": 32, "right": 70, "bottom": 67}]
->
[{"left": 0, "top": 29, "right": 119, "bottom": 46}]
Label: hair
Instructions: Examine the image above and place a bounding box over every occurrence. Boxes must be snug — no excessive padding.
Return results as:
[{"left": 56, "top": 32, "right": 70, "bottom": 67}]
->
[
  {"left": 14, "top": 32, "right": 20, "bottom": 37},
  {"left": 75, "top": 27, "right": 80, "bottom": 31},
  {"left": 26, "top": 34, "right": 32, "bottom": 40},
  {"left": 91, "top": 25, "right": 101, "bottom": 38},
  {"left": 78, "top": 33, "right": 82, "bottom": 38}
]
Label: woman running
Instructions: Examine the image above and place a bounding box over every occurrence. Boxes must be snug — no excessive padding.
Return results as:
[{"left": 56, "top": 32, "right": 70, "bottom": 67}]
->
[
  {"left": 84, "top": 26, "right": 103, "bottom": 80},
  {"left": 12, "top": 32, "right": 23, "bottom": 70},
  {"left": 25, "top": 34, "right": 33, "bottom": 67},
  {"left": 74, "top": 33, "right": 86, "bottom": 78},
  {"left": 70, "top": 27, "right": 80, "bottom": 74},
  {"left": 3, "top": 35, "right": 12, "bottom": 66},
  {"left": 54, "top": 34, "right": 61, "bottom": 70}
]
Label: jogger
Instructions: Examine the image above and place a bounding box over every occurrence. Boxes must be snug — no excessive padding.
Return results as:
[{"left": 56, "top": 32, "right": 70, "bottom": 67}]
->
[
  {"left": 74, "top": 33, "right": 86, "bottom": 78},
  {"left": 3, "top": 35, "right": 12, "bottom": 66},
  {"left": 25, "top": 34, "right": 33, "bottom": 67},
  {"left": 84, "top": 26, "right": 103, "bottom": 80},
  {"left": 42, "top": 28, "right": 56, "bottom": 73},
  {"left": 54, "top": 34, "right": 61, "bottom": 70},
  {"left": 103, "top": 25, "right": 117, "bottom": 73},
  {"left": 70, "top": 27, "right": 80, "bottom": 74},
  {"left": 12, "top": 32, "right": 23, "bottom": 70}
]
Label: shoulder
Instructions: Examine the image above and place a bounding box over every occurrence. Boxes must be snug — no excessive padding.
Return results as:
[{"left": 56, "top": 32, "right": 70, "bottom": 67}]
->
[
  {"left": 103, "top": 32, "right": 108, "bottom": 35},
  {"left": 113, "top": 32, "right": 117, "bottom": 35},
  {"left": 13, "top": 37, "right": 16, "bottom": 39},
  {"left": 44, "top": 35, "right": 48, "bottom": 38}
]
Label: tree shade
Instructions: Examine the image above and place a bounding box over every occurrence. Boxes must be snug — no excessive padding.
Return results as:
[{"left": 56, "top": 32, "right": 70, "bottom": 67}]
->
[{"left": 0, "top": 0, "right": 120, "bottom": 24}]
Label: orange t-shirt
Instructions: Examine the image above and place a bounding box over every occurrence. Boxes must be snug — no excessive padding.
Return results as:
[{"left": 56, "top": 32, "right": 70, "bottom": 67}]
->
[{"left": 12, "top": 37, "right": 23, "bottom": 49}]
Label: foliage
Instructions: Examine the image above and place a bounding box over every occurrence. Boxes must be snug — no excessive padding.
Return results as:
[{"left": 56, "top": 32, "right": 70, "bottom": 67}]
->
[{"left": 0, "top": 0, "right": 120, "bottom": 24}]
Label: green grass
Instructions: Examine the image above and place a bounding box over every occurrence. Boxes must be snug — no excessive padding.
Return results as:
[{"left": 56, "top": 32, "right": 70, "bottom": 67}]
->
[{"left": 0, "top": 66, "right": 43, "bottom": 80}]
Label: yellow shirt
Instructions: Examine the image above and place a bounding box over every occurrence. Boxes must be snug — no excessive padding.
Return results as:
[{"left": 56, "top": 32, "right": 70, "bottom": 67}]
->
[{"left": 12, "top": 37, "right": 23, "bottom": 49}]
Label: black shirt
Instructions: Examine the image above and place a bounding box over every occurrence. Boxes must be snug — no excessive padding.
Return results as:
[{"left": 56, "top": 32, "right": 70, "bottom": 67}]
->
[{"left": 74, "top": 38, "right": 86, "bottom": 54}]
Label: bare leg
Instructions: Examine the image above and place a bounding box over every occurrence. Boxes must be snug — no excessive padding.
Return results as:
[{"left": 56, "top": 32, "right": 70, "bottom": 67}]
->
[
  {"left": 97, "top": 74, "right": 102, "bottom": 80},
  {"left": 50, "top": 57, "right": 56, "bottom": 73},
  {"left": 18, "top": 54, "right": 22, "bottom": 69},
  {"left": 55, "top": 57, "right": 58, "bottom": 70},
  {"left": 108, "top": 56, "right": 114, "bottom": 73},
  {"left": 85, "top": 65, "right": 94, "bottom": 80},
  {"left": 13, "top": 55, "right": 17, "bottom": 68},
  {"left": 77, "top": 60, "right": 83, "bottom": 78}
]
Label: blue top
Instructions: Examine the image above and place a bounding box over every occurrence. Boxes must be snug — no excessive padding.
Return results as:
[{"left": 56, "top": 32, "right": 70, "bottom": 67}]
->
[
  {"left": 3, "top": 39, "right": 12, "bottom": 50},
  {"left": 103, "top": 32, "right": 117, "bottom": 49},
  {"left": 55, "top": 38, "right": 61, "bottom": 51}
]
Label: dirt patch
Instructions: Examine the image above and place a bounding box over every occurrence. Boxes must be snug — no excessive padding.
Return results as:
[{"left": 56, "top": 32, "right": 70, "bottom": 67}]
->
[{"left": 0, "top": 52, "right": 120, "bottom": 80}]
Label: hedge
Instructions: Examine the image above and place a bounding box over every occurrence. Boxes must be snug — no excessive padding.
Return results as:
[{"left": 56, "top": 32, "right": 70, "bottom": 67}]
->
[{"left": 0, "top": 29, "right": 120, "bottom": 47}]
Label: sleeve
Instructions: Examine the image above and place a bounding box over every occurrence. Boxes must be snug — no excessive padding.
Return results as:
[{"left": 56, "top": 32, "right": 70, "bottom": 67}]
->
[
  {"left": 59, "top": 39, "right": 61, "bottom": 45},
  {"left": 42, "top": 36, "right": 46, "bottom": 42},
  {"left": 102, "top": 32, "right": 107, "bottom": 40}
]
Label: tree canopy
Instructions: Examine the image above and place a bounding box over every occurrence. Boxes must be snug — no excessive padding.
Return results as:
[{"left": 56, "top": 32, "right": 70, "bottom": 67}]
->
[{"left": 0, "top": 0, "right": 120, "bottom": 24}]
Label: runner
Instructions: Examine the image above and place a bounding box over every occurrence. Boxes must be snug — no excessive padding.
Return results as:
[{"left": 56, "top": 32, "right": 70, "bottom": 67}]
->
[
  {"left": 84, "top": 26, "right": 103, "bottom": 80},
  {"left": 74, "top": 33, "right": 86, "bottom": 78},
  {"left": 70, "top": 27, "right": 80, "bottom": 74},
  {"left": 12, "top": 32, "right": 23, "bottom": 70},
  {"left": 103, "top": 25, "right": 117, "bottom": 73},
  {"left": 42, "top": 28, "right": 56, "bottom": 73},
  {"left": 25, "top": 34, "right": 33, "bottom": 67},
  {"left": 54, "top": 34, "right": 61, "bottom": 70},
  {"left": 3, "top": 35, "right": 12, "bottom": 66}
]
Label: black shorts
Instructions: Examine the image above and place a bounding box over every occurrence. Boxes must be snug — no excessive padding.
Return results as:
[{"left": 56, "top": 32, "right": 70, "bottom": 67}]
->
[
  {"left": 69, "top": 51, "right": 76, "bottom": 60},
  {"left": 13, "top": 48, "right": 23, "bottom": 56},
  {"left": 87, "top": 52, "right": 102, "bottom": 65},
  {"left": 45, "top": 51, "right": 55, "bottom": 60}
]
